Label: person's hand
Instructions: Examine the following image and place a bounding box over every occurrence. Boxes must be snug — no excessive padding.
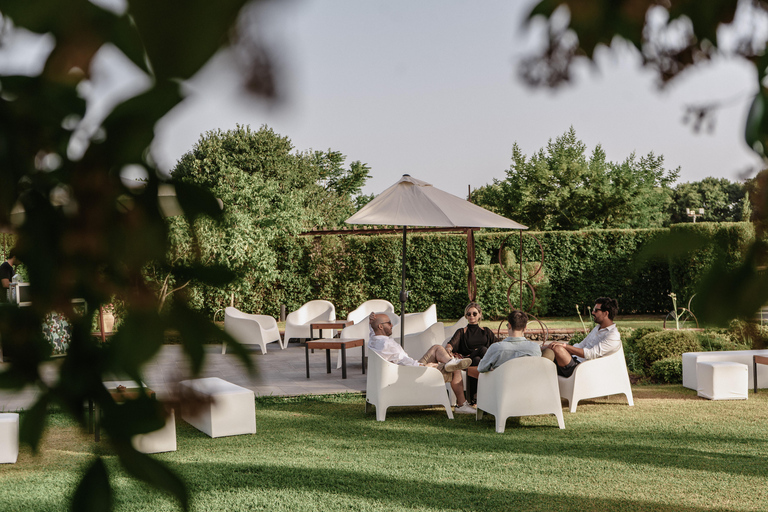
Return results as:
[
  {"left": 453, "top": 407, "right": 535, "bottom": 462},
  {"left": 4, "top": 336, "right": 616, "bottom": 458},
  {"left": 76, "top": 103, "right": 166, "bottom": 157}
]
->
[{"left": 426, "top": 363, "right": 439, "bottom": 368}]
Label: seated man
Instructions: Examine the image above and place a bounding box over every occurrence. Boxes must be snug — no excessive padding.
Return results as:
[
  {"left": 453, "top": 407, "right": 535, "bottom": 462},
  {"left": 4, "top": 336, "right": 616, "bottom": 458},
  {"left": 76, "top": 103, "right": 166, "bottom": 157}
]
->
[
  {"left": 542, "top": 297, "right": 621, "bottom": 378},
  {"left": 476, "top": 310, "right": 541, "bottom": 373},
  {"left": 369, "top": 313, "right": 475, "bottom": 414}
]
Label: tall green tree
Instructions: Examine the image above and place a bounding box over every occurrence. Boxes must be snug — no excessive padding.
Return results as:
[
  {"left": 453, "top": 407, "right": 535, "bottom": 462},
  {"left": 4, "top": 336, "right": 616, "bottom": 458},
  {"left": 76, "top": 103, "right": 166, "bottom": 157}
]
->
[
  {"left": 670, "top": 177, "right": 748, "bottom": 223},
  {"left": 473, "top": 127, "right": 678, "bottom": 230},
  {"left": 167, "top": 125, "right": 371, "bottom": 314}
]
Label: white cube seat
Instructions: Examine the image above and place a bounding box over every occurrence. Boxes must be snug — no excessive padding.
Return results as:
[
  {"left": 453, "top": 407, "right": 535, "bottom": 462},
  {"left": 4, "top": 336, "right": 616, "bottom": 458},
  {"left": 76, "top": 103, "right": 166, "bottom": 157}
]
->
[
  {"left": 683, "top": 350, "right": 768, "bottom": 390},
  {"left": 132, "top": 409, "right": 177, "bottom": 454},
  {"left": 0, "top": 413, "right": 19, "bottom": 464},
  {"left": 179, "top": 378, "right": 256, "bottom": 438},
  {"left": 696, "top": 361, "right": 748, "bottom": 400}
]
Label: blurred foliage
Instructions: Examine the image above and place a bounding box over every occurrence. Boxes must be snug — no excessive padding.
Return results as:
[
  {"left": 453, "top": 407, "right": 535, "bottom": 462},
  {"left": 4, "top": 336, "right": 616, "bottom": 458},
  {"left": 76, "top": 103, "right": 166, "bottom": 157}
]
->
[
  {"left": 523, "top": 0, "right": 768, "bottom": 326},
  {"left": 471, "top": 127, "right": 679, "bottom": 231},
  {"left": 0, "top": 1, "right": 268, "bottom": 510}
]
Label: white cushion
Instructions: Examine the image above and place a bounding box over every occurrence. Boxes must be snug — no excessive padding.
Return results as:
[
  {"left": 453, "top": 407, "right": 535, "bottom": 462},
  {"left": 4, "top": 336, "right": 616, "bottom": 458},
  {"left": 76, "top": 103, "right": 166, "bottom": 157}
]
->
[
  {"left": 179, "top": 378, "right": 256, "bottom": 438},
  {"left": 696, "top": 361, "right": 748, "bottom": 400},
  {"left": 683, "top": 350, "right": 768, "bottom": 390},
  {"left": 0, "top": 413, "right": 19, "bottom": 464}
]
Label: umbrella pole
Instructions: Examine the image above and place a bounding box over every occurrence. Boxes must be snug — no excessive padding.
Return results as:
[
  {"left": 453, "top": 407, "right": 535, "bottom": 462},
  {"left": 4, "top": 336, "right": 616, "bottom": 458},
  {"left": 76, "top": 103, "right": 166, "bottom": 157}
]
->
[{"left": 400, "top": 226, "right": 407, "bottom": 345}]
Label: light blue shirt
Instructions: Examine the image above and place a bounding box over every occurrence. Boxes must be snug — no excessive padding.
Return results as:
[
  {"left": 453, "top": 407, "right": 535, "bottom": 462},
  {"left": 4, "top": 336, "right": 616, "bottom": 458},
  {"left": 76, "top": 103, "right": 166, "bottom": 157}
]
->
[{"left": 477, "top": 337, "right": 542, "bottom": 372}]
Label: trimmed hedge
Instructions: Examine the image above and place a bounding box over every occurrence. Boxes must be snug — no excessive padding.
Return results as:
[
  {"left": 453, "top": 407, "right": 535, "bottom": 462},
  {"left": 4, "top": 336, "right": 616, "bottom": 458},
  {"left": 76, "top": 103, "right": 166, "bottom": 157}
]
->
[
  {"left": 175, "top": 222, "right": 755, "bottom": 320},
  {"left": 635, "top": 330, "right": 702, "bottom": 368}
]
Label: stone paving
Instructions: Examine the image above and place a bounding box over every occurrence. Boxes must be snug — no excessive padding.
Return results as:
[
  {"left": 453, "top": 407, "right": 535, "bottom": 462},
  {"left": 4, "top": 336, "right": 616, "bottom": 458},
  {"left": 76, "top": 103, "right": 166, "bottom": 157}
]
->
[{"left": 0, "top": 341, "right": 367, "bottom": 412}]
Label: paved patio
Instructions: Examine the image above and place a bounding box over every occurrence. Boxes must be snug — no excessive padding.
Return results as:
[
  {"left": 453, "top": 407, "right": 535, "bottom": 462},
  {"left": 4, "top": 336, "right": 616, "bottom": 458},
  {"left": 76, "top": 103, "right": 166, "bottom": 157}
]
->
[{"left": 0, "top": 341, "right": 367, "bottom": 412}]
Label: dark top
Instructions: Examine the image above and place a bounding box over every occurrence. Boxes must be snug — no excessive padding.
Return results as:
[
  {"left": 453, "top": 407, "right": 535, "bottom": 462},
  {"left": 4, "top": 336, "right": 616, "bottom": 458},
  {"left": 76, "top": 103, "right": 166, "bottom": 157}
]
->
[
  {"left": 0, "top": 261, "right": 14, "bottom": 302},
  {"left": 447, "top": 324, "right": 496, "bottom": 364}
]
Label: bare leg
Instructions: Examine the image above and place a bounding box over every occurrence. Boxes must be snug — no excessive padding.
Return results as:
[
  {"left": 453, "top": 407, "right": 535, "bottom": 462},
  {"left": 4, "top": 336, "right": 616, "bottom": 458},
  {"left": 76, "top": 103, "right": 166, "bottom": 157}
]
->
[
  {"left": 550, "top": 344, "right": 573, "bottom": 367},
  {"left": 449, "top": 370, "right": 466, "bottom": 404}
]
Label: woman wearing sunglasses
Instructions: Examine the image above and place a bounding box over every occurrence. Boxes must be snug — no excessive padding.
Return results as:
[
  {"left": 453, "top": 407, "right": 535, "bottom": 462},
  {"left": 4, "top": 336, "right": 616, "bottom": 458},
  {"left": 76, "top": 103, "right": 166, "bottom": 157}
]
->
[{"left": 446, "top": 302, "right": 497, "bottom": 405}]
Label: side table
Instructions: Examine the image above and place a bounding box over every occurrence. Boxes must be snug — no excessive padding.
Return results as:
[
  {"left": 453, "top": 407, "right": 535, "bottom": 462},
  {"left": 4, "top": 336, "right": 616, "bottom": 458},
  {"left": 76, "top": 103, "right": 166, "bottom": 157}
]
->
[
  {"left": 306, "top": 338, "right": 364, "bottom": 379},
  {"left": 309, "top": 321, "right": 353, "bottom": 340},
  {"left": 754, "top": 355, "right": 768, "bottom": 392}
]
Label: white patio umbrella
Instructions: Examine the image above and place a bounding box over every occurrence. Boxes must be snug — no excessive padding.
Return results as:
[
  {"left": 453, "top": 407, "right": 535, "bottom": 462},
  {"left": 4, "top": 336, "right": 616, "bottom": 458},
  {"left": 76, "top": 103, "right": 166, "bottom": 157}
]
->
[{"left": 345, "top": 174, "right": 527, "bottom": 342}]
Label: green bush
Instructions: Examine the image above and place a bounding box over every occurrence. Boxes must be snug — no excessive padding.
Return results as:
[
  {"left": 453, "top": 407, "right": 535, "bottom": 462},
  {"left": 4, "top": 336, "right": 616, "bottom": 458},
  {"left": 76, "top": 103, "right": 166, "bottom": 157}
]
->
[
  {"left": 568, "top": 332, "right": 587, "bottom": 345},
  {"left": 649, "top": 356, "right": 683, "bottom": 384},
  {"left": 635, "top": 330, "right": 702, "bottom": 368},
  {"left": 727, "top": 320, "right": 768, "bottom": 349},
  {"left": 695, "top": 330, "right": 749, "bottom": 352},
  {"left": 624, "top": 326, "right": 662, "bottom": 351}
]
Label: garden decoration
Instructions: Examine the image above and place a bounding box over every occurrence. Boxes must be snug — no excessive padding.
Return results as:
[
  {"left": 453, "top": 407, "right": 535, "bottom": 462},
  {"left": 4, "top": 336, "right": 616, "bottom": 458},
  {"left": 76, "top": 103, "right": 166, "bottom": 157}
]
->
[
  {"left": 664, "top": 293, "right": 699, "bottom": 330},
  {"left": 497, "top": 232, "right": 549, "bottom": 341}
]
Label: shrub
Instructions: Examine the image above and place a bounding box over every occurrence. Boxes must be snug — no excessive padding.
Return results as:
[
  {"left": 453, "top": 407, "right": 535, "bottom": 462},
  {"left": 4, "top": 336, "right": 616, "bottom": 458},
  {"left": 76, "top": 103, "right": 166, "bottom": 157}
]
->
[
  {"left": 727, "top": 320, "right": 768, "bottom": 349},
  {"left": 696, "top": 330, "right": 750, "bottom": 352},
  {"left": 624, "top": 326, "right": 662, "bottom": 352},
  {"left": 635, "top": 330, "right": 701, "bottom": 368},
  {"left": 649, "top": 356, "right": 683, "bottom": 384},
  {"left": 568, "top": 332, "right": 587, "bottom": 345}
]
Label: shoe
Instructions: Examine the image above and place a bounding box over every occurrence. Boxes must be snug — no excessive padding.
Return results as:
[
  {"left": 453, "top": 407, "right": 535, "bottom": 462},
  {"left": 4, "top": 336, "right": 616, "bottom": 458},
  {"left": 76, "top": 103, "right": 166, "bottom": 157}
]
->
[
  {"left": 445, "top": 358, "right": 472, "bottom": 372},
  {"left": 454, "top": 402, "right": 476, "bottom": 414}
]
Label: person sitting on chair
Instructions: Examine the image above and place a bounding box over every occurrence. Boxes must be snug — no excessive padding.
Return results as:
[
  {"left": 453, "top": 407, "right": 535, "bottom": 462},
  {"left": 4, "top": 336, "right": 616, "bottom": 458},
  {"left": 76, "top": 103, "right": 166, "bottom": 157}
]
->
[
  {"left": 369, "top": 312, "right": 475, "bottom": 414},
  {"left": 476, "top": 310, "right": 541, "bottom": 373},
  {"left": 542, "top": 297, "right": 621, "bottom": 378},
  {"left": 445, "top": 302, "right": 497, "bottom": 405}
]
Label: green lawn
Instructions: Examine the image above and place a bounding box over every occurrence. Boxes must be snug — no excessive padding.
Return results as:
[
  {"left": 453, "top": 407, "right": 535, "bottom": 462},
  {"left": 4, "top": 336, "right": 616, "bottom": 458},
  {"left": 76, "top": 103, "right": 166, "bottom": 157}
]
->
[{"left": 3, "top": 389, "right": 768, "bottom": 511}]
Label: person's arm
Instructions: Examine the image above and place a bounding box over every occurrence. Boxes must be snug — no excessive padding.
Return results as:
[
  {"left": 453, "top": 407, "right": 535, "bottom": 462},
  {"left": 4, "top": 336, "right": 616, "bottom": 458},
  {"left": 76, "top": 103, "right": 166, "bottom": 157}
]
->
[
  {"left": 477, "top": 344, "right": 498, "bottom": 373},
  {"left": 484, "top": 327, "right": 497, "bottom": 346},
  {"left": 446, "top": 329, "right": 461, "bottom": 355},
  {"left": 1, "top": 278, "right": 9, "bottom": 290}
]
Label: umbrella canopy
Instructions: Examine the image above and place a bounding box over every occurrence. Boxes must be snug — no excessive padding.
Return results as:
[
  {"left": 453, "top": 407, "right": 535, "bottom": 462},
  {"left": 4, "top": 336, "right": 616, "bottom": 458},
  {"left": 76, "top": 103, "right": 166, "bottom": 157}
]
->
[{"left": 345, "top": 174, "right": 527, "bottom": 343}]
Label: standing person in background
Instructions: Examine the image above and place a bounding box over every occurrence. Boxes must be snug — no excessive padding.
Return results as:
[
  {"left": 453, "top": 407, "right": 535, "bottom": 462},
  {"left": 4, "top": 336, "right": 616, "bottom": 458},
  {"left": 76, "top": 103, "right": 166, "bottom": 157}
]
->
[
  {"left": 446, "top": 302, "right": 497, "bottom": 405},
  {"left": 0, "top": 248, "right": 16, "bottom": 303}
]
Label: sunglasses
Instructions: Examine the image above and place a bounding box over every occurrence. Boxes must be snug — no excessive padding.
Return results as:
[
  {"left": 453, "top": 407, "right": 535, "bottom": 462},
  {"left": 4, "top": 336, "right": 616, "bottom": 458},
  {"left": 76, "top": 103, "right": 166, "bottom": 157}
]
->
[{"left": 466, "top": 311, "right": 479, "bottom": 317}]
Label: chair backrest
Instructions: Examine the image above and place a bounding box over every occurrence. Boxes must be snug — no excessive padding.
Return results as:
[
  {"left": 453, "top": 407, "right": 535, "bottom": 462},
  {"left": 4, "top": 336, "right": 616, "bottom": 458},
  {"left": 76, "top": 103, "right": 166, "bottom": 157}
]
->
[
  {"left": 402, "top": 322, "right": 445, "bottom": 359},
  {"left": 287, "top": 300, "right": 335, "bottom": 324},
  {"left": 398, "top": 304, "right": 438, "bottom": 337},
  {"left": 443, "top": 316, "right": 468, "bottom": 344},
  {"left": 340, "top": 318, "right": 370, "bottom": 341},
  {"left": 347, "top": 300, "right": 395, "bottom": 324}
]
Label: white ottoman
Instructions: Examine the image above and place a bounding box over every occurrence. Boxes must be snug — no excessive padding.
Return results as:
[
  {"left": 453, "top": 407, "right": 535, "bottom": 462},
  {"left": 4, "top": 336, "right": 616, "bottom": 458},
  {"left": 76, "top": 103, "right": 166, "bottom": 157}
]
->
[
  {"left": 0, "top": 413, "right": 19, "bottom": 463},
  {"left": 179, "top": 378, "right": 256, "bottom": 438},
  {"left": 697, "top": 361, "right": 748, "bottom": 400},
  {"left": 132, "top": 409, "right": 177, "bottom": 454}
]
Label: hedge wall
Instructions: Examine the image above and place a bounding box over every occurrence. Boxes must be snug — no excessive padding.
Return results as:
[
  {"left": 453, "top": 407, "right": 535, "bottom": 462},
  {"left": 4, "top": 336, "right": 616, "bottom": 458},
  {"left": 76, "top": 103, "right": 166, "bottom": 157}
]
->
[{"left": 180, "top": 222, "right": 754, "bottom": 320}]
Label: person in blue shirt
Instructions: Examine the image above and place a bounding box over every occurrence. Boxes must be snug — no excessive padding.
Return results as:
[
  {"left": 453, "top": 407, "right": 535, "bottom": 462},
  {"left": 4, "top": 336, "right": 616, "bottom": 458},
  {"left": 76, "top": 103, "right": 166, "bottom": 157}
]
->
[{"left": 477, "top": 310, "right": 541, "bottom": 373}]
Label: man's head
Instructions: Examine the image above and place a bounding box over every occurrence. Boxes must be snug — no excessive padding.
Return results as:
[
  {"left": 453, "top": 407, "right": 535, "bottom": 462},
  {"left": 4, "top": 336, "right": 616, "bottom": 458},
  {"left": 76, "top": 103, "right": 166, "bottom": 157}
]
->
[
  {"left": 593, "top": 297, "right": 618, "bottom": 321},
  {"left": 369, "top": 312, "right": 393, "bottom": 337},
  {"left": 507, "top": 310, "right": 528, "bottom": 332},
  {"left": 6, "top": 248, "right": 16, "bottom": 264}
]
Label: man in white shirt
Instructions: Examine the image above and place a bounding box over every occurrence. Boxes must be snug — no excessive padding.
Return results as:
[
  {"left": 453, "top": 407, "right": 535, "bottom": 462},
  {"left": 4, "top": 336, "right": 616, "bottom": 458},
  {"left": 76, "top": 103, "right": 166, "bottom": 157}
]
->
[
  {"left": 369, "top": 313, "right": 475, "bottom": 414},
  {"left": 542, "top": 297, "right": 621, "bottom": 378}
]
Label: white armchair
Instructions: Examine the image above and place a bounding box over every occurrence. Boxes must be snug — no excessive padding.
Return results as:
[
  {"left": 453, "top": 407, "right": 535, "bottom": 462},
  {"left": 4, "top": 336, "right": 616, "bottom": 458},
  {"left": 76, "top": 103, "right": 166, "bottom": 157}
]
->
[
  {"left": 558, "top": 345, "right": 634, "bottom": 413},
  {"left": 443, "top": 316, "right": 468, "bottom": 344},
  {"left": 477, "top": 357, "right": 565, "bottom": 432},
  {"left": 347, "top": 299, "right": 395, "bottom": 324},
  {"left": 394, "top": 304, "right": 438, "bottom": 338},
  {"left": 223, "top": 307, "right": 283, "bottom": 355},
  {"left": 283, "top": 300, "right": 336, "bottom": 342},
  {"left": 365, "top": 351, "right": 454, "bottom": 421},
  {"left": 401, "top": 322, "right": 446, "bottom": 360}
]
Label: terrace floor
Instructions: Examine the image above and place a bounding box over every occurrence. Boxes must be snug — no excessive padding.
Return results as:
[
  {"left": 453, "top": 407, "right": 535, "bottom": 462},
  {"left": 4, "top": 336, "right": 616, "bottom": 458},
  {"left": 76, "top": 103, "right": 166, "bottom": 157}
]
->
[{"left": 0, "top": 341, "right": 367, "bottom": 412}]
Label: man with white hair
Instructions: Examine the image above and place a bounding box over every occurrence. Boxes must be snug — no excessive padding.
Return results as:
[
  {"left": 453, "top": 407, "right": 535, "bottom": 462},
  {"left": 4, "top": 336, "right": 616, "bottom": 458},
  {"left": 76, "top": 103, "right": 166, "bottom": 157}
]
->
[{"left": 369, "top": 312, "right": 475, "bottom": 414}]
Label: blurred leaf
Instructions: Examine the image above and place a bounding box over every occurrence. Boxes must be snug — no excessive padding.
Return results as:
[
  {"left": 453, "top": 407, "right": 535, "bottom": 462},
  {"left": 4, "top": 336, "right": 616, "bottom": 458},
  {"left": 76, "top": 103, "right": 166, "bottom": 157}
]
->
[
  {"left": 633, "top": 229, "right": 710, "bottom": 267},
  {"left": 104, "top": 310, "right": 165, "bottom": 376},
  {"left": 71, "top": 458, "right": 112, "bottom": 512},
  {"left": 173, "top": 264, "right": 236, "bottom": 287},
  {"left": 170, "top": 303, "right": 253, "bottom": 375},
  {"left": 20, "top": 392, "right": 49, "bottom": 454},
  {"left": 694, "top": 242, "right": 768, "bottom": 326},
  {"left": 744, "top": 90, "right": 768, "bottom": 159},
  {"left": 101, "top": 394, "right": 165, "bottom": 437},
  {"left": 116, "top": 444, "right": 188, "bottom": 511},
  {"left": 174, "top": 182, "right": 225, "bottom": 223},
  {"left": 128, "top": 0, "right": 250, "bottom": 81}
]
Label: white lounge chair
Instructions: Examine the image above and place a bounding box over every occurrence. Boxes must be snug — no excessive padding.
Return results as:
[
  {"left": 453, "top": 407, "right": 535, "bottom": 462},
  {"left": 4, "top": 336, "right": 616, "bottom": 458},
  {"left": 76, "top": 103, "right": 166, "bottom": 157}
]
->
[
  {"left": 347, "top": 299, "right": 395, "bottom": 324},
  {"left": 284, "top": 300, "right": 336, "bottom": 342},
  {"left": 443, "top": 316, "right": 468, "bottom": 344},
  {"left": 223, "top": 307, "right": 283, "bottom": 355},
  {"left": 401, "top": 322, "right": 446, "bottom": 359},
  {"left": 394, "top": 304, "right": 438, "bottom": 338},
  {"left": 476, "top": 357, "right": 565, "bottom": 432},
  {"left": 557, "top": 345, "right": 634, "bottom": 413},
  {"left": 365, "top": 350, "right": 454, "bottom": 421}
]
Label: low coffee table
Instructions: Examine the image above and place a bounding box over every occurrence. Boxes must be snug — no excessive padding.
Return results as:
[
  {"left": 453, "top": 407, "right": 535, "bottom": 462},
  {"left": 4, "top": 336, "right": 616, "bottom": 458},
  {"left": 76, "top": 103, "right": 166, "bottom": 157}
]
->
[
  {"left": 305, "top": 338, "right": 365, "bottom": 379},
  {"left": 309, "top": 321, "right": 353, "bottom": 340},
  {"left": 754, "top": 355, "right": 768, "bottom": 392},
  {"left": 90, "top": 381, "right": 156, "bottom": 442}
]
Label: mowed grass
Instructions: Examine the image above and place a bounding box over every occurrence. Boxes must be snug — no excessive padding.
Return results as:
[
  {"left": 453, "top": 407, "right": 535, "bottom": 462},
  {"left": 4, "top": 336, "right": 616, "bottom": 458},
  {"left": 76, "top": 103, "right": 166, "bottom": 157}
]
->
[{"left": 3, "top": 388, "right": 768, "bottom": 511}]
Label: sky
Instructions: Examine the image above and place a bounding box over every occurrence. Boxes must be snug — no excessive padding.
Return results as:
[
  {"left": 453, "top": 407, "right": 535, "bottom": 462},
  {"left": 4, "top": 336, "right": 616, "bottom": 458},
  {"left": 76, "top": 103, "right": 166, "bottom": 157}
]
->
[{"left": 3, "top": 0, "right": 766, "bottom": 199}]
